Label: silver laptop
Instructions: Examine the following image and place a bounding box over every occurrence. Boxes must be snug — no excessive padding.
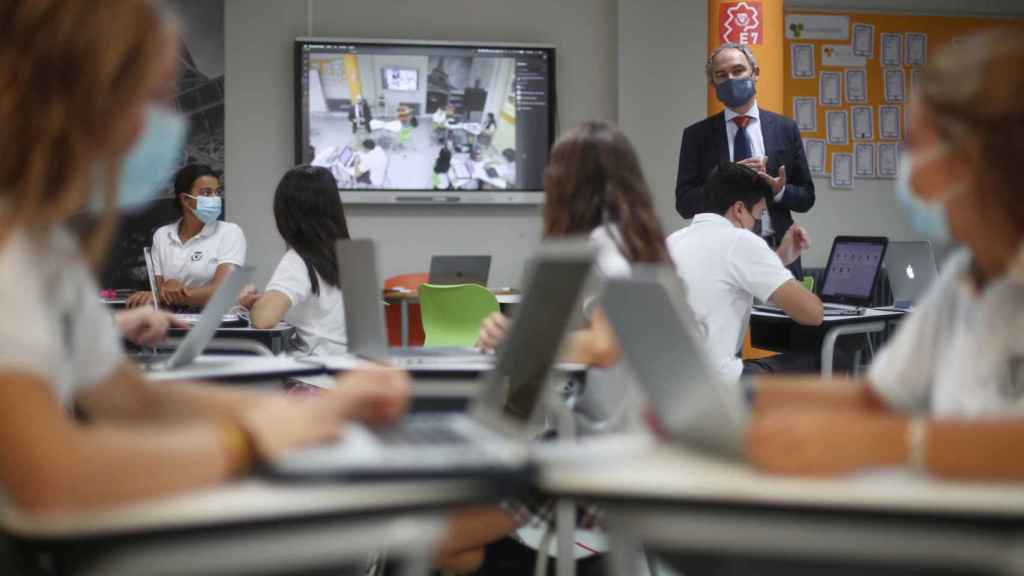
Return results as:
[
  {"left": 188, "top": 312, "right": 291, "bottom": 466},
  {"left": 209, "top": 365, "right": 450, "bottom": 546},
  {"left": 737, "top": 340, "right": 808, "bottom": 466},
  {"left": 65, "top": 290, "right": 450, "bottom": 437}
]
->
[
  {"left": 428, "top": 255, "right": 491, "bottom": 286},
  {"left": 266, "top": 239, "right": 595, "bottom": 479},
  {"left": 884, "top": 241, "right": 938, "bottom": 310},
  {"left": 602, "top": 266, "right": 748, "bottom": 458},
  {"left": 339, "top": 239, "right": 488, "bottom": 365},
  {"left": 754, "top": 235, "right": 888, "bottom": 317},
  {"left": 140, "top": 266, "right": 253, "bottom": 371},
  {"left": 143, "top": 246, "right": 240, "bottom": 325}
]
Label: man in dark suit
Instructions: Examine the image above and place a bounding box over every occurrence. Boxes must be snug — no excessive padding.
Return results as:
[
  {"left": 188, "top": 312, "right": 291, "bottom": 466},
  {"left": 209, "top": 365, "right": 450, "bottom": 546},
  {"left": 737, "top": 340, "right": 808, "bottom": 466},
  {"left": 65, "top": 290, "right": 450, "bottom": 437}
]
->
[{"left": 676, "top": 43, "right": 815, "bottom": 278}]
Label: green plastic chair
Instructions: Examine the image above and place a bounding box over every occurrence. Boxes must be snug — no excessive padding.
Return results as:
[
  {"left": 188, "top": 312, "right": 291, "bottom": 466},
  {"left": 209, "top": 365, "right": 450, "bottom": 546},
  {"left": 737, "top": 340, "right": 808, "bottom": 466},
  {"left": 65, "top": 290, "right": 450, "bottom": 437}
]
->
[{"left": 418, "top": 283, "right": 500, "bottom": 348}]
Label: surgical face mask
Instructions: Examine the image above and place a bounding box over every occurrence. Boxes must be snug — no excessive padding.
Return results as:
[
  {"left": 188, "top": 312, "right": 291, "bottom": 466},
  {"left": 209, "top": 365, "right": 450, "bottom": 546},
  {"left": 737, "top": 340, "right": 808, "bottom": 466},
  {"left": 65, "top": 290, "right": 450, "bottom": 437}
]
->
[
  {"left": 185, "top": 194, "right": 222, "bottom": 225},
  {"left": 715, "top": 76, "right": 756, "bottom": 109},
  {"left": 100, "top": 106, "right": 187, "bottom": 211},
  {"left": 896, "top": 144, "right": 965, "bottom": 244}
]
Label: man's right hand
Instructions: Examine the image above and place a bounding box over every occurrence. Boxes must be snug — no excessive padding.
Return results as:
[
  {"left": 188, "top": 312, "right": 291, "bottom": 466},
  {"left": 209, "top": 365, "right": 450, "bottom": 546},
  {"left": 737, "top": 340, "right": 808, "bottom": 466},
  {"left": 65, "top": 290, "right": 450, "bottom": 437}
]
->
[{"left": 738, "top": 156, "right": 767, "bottom": 174}]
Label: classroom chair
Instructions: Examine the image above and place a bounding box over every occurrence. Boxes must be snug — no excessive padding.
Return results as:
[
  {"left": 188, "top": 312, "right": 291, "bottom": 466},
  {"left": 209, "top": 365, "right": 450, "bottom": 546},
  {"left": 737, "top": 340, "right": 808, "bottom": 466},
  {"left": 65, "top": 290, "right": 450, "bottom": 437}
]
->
[
  {"left": 418, "top": 283, "right": 500, "bottom": 348},
  {"left": 384, "top": 273, "right": 428, "bottom": 346}
]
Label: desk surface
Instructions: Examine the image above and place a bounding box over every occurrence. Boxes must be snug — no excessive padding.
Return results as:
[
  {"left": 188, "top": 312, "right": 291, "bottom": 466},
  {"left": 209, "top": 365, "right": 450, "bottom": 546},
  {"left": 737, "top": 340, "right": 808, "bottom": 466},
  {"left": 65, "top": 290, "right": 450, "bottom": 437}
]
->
[
  {"left": 752, "top": 307, "right": 906, "bottom": 324},
  {"left": 4, "top": 476, "right": 498, "bottom": 542},
  {"left": 541, "top": 440, "right": 1024, "bottom": 519},
  {"left": 384, "top": 288, "right": 520, "bottom": 304},
  {"left": 142, "top": 355, "right": 322, "bottom": 383}
]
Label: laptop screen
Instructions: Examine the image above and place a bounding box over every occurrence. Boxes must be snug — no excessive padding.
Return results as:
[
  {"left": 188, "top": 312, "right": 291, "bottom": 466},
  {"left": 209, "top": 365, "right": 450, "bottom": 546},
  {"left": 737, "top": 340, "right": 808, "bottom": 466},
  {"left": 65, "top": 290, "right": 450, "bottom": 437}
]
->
[{"left": 820, "top": 239, "right": 886, "bottom": 303}]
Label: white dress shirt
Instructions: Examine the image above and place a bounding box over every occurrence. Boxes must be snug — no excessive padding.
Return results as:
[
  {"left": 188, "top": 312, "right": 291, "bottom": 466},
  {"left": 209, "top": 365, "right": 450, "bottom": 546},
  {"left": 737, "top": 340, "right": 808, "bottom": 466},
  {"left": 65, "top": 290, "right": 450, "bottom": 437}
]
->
[{"left": 725, "top": 102, "right": 785, "bottom": 237}]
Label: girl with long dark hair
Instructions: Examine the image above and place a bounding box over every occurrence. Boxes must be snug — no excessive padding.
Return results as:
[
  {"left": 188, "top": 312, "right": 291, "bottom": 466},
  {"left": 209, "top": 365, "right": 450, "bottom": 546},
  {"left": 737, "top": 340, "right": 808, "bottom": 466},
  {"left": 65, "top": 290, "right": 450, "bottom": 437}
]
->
[{"left": 240, "top": 165, "right": 351, "bottom": 355}]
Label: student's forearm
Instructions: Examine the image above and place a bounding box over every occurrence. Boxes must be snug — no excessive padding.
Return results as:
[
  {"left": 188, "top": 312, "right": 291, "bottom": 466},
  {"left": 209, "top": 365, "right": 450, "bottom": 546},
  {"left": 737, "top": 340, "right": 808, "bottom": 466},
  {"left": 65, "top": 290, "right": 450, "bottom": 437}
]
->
[
  {"left": 250, "top": 298, "right": 287, "bottom": 329},
  {"left": 79, "top": 362, "right": 270, "bottom": 425},
  {"left": 11, "top": 422, "right": 237, "bottom": 513},
  {"left": 181, "top": 283, "right": 218, "bottom": 307},
  {"left": 2, "top": 373, "right": 238, "bottom": 513},
  {"left": 926, "top": 420, "right": 1024, "bottom": 481},
  {"left": 753, "top": 375, "right": 886, "bottom": 413}
]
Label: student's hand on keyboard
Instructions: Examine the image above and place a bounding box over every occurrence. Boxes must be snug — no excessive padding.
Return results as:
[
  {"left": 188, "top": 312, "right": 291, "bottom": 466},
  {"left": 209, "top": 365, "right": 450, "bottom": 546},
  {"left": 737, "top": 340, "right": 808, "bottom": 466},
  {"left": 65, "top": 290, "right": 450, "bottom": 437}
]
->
[
  {"left": 243, "top": 367, "right": 411, "bottom": 460},
  {"left": 114, "top": 308, "right": 188, "bottom": 346},
  {"left": 475, "top": 311, "right": 509, "bottom": 352},
  {"left": 747, "top": 408, "right": 909, "bottom": 477},
  {"left": 125, "top": 291, "right": 154, "bottom": 308}
]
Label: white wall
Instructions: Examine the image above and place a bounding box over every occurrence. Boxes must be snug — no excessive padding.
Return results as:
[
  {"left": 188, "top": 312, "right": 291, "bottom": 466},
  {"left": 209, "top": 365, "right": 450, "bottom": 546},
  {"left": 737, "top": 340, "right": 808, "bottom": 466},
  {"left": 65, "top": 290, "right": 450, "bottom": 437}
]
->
[
  {"left": 617, "top": 0, "right": 708, "bottom": 239},
  {"left": 225, "top": 0, "right": 1024, "bottom": 286},
  {"left": 225, "top": 0, "right": 617, "bottom": 288}
]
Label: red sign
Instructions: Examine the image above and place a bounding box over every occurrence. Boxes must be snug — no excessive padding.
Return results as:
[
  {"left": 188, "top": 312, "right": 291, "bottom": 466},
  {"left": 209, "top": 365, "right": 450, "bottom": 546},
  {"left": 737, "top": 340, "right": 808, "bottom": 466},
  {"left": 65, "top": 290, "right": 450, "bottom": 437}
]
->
[{"left": 719, "top": 1, "right": 763, "bottom": 45}]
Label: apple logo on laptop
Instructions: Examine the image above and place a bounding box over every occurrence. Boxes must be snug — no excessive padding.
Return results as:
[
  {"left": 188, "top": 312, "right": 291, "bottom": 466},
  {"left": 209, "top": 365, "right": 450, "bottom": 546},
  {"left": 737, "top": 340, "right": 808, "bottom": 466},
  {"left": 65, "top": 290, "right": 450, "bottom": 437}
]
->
[{"left": 906, "top": 264, "right": 915, "bottom": 280}]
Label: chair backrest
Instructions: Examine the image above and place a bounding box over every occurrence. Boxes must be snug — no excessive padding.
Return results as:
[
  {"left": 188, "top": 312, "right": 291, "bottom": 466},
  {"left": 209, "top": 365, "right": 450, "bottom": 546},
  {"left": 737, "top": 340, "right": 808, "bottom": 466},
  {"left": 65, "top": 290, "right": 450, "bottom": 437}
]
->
[
  {"left": 802, "top": 275, "right": 814, "bottom": 292},
  {"left": 385, "top": 273, "right": 429, "bottom": 291},
  {"left": 418, "top": 283, "right": 499, "bottom": 347}
]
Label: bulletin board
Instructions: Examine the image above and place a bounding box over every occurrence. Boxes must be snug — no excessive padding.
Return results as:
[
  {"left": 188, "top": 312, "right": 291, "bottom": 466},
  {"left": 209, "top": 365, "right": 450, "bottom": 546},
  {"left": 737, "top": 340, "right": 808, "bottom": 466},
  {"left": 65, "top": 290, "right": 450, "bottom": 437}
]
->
[{"left": 782, "top": 11, "right": 1024, "bottom": 189}]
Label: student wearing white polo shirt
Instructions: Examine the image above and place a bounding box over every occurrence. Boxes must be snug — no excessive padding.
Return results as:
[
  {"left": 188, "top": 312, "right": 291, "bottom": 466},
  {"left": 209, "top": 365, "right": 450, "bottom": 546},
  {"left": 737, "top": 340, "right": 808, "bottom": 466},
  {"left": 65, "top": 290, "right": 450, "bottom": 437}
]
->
[
  {"left": 745, "top": 31, "right": 1024, "bottom": 482},
  {"left": 238, "top": 166, "right": 349, "bottom": 356},
  {"left": 354, "top": 139, "right": 388, "bottom": 188},
  {"left": 667, "top": 162, "right": 822, "bottom": 387},
  {"left": 126, "top": 163, "right": 246, "bottom": 308}
]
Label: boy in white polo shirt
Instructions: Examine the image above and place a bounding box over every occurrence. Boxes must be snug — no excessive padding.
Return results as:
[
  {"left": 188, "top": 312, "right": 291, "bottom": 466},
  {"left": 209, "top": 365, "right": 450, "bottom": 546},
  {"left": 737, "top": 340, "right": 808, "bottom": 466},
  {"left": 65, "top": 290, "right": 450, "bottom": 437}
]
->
[{"left": 667, "top": 162, "right": 823, "bottom": 385}]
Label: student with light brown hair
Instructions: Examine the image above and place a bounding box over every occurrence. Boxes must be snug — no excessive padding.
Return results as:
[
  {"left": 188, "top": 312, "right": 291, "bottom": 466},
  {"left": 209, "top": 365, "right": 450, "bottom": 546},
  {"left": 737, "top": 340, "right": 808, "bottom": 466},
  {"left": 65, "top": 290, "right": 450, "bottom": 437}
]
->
[
  {"left": 747, "top": 29, "right": 1024, "bottom": 480},
  {"left": 0, "top": 0, "right": 408, "bottom": 518}
]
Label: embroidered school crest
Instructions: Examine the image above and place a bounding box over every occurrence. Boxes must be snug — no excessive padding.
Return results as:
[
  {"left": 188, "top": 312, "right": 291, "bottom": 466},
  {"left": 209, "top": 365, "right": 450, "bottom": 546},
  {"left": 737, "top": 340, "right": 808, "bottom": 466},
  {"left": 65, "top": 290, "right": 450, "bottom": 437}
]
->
[{"left": 191, "top": 250, "right": 204, "bottom": 262}]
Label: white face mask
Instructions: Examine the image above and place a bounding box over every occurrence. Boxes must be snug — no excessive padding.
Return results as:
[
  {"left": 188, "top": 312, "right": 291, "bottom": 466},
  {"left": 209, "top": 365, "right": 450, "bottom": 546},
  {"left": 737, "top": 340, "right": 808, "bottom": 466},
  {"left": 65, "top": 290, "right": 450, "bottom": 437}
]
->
[{"left": 895, "top": 143, "right": 967, "bottom": 244}]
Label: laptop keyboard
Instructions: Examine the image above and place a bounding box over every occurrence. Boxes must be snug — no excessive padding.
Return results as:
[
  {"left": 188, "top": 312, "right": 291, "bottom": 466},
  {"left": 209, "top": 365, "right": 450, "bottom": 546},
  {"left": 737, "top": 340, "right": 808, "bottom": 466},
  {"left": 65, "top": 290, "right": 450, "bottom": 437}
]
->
[{"left": 375, "top": 419, "right": 471, "bottom": 446}]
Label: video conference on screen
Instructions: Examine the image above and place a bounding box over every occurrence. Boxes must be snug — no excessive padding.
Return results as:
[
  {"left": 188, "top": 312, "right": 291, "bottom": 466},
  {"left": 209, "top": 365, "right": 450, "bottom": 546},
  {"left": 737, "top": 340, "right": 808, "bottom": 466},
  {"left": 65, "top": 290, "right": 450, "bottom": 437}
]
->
[{"left": 299, "top": 42, "right": 552, "bottom": 195}]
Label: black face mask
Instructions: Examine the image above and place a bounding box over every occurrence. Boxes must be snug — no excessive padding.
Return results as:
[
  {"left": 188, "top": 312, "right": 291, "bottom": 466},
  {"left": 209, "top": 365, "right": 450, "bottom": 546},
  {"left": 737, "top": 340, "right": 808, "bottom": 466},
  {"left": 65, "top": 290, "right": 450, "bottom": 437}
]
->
[{"left": 715, "top": 76, "right": 756, "bottom": 109}]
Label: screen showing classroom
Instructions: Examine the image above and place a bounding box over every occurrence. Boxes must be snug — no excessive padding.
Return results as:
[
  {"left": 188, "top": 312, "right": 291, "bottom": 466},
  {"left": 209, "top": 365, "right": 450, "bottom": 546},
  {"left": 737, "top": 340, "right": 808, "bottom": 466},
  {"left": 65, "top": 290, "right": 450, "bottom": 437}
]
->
[{"left": 295, "top": 38, "right": 556, "bottom": 205}]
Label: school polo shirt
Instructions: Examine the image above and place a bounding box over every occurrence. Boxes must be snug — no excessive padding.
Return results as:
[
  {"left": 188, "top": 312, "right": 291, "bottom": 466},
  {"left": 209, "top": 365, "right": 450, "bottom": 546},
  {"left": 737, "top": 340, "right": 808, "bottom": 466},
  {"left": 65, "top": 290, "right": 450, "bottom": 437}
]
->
[
  {"left": 870, "top": 247, "right": 1024, "bottom": 417},
  {"left": 0, "top": 225, "right": 123, "bottom": 408},
  {"left": 265, "top": 249, "right": 347, "bottom": 356},
  {"left": 666, "top": 213, "right": 793, "bottom": 384},
  {"left": 151, "top": 219, "right": 247, "bottom": 288}
]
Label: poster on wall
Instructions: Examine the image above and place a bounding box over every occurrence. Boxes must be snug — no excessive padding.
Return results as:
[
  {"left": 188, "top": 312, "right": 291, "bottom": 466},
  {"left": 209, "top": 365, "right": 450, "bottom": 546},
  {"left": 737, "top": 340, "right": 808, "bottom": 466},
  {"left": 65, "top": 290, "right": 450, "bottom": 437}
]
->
[
  {"left": 169, "top": 0, "right": 226, "bottom": 177},
  {"left": 95, "top": 0, "right": 225, "bottom": 291}
]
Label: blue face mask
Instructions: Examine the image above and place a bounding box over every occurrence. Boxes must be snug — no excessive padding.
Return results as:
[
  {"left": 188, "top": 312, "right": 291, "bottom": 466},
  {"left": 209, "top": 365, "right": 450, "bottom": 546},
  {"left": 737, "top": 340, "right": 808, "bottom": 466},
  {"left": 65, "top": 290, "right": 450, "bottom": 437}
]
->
[
  {"left": 108, "top": 106, "right": 187, "bottom": 210},
  {"left": 186, "top": 194, "right": 222, "bottom": 225},
  {"left": 895, "top": 146, "right": 963, "bottom": 244},
  {"left": 714, "top": 76, "right": 756, "bottom": 109}
]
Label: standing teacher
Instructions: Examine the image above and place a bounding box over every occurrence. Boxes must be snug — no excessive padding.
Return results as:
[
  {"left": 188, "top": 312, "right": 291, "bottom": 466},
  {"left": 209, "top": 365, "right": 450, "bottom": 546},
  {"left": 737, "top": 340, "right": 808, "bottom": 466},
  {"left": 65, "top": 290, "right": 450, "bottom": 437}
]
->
[{"left": 675, "top": 42, "right": 815, "bottom": 278}]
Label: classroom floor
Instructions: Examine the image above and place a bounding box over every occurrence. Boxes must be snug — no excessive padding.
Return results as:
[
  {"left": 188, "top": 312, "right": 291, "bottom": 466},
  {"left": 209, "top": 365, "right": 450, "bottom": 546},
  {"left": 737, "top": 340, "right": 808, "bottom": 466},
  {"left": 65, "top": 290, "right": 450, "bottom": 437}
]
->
[{"left": 310, "top": 112, "right": 511, "bottom": 190}]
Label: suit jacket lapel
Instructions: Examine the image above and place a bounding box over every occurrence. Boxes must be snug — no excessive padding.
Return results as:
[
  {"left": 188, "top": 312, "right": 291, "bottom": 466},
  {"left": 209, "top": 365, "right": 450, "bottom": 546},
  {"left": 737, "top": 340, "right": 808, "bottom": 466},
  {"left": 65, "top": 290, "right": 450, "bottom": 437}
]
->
[
  {"left": 761, "top": 110, "right": 778, "bottom": 154},
  {"left": 712, "top": 112, "right": 729, "bottom": 164}
]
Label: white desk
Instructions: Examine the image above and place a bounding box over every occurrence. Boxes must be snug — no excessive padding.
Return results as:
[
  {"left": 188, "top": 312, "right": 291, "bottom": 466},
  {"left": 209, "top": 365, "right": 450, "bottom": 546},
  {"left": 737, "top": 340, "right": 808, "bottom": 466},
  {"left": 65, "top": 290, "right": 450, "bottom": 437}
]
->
[
  {"left": 4, "top": 477, "right": 499, "bottom": 575},
  {"left": 142, "top": 355, "right": 323, "bottom": 383},
  {"left": 751, "top": 307, "right": 906, "bottom": 377},
  {"left": 542, "top": 441, "right": 1024, "bottom": 575}
]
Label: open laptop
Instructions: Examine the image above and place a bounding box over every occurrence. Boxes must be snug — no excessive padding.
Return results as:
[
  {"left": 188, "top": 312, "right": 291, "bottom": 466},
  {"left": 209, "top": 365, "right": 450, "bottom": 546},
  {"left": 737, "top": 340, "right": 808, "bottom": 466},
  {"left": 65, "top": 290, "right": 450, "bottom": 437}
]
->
[
  {"left": 428, "top": 255, "right": 491, "bottom": 286},
  {"left": 602, "top": 267, "right": 748, "bottom": 458},
  {"left": 143, "top": 247, "right": 241, "bottom": 326},
  {"left": 884, "top": 241, "right": 938, "bottom": 310},
  {"left": 138, "top": 265, "right": 253, "bottom": 371},
  {"left": 754, "top": 235, "right": 888, "bottom": 317},
  {"left": 265, "top": 240, "right": 595, "bottom": 480},
  {"left": 340, "top": 239, "right": 488, "bottom": 365}
]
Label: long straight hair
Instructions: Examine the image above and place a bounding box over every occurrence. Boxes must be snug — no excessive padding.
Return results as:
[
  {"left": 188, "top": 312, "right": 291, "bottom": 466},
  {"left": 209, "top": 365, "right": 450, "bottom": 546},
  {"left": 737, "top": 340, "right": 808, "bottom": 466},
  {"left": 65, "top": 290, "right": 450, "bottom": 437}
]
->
[
  {"left": 542, "top": 121, "right": 669, "bottom": 263},
  {"left": 273, "top": 166, "right": 350, "bottom": 295}
]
